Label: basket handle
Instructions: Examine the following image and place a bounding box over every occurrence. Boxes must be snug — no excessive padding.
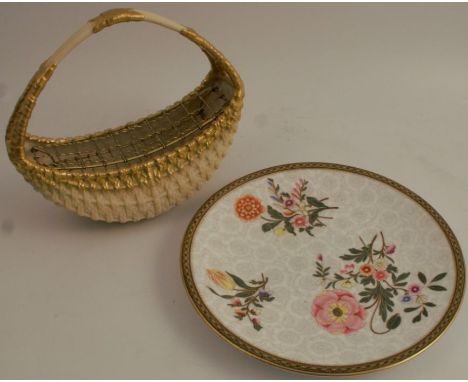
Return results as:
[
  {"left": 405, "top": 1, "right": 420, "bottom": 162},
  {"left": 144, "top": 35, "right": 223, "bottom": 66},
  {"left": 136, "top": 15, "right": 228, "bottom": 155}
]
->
[
  {"left": 6, "top": 8, "right": 243, "bottom": 166},
  {"left": 44, "top": 9, "right": 185, "bottom": 67}
]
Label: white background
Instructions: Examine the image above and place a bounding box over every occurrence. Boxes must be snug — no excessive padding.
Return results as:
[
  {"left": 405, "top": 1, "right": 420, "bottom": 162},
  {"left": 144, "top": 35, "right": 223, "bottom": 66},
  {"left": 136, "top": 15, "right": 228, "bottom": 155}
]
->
[{"left": 0, "top": 3, "right": 467, "bottom": 379}]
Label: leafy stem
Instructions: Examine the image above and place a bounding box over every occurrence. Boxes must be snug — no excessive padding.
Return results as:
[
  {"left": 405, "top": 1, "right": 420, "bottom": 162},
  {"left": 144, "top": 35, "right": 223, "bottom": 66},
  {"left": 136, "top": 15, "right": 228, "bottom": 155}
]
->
[
  {"left": 367, "top": 234, "right": 378, "bottom": 264},
  {"left": 383, "top": 279, "right": 408, "bottom": 293},
  {"left": 369, "top": 298, "right": 391, "bottom": 335},
  {"left": 208, "top": 271, "right": 274, "bottom": 331}
]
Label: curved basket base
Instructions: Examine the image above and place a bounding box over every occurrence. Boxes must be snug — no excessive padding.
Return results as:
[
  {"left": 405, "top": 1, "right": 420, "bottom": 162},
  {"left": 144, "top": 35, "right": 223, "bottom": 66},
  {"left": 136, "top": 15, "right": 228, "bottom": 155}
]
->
[{"left": 32, "top": 124, "right": 237, "bottom": 223}]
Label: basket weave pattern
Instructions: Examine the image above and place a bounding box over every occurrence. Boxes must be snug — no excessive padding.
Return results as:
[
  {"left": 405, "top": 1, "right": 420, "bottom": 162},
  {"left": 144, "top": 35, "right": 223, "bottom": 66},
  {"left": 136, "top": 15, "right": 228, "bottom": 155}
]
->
[{"left": 5, "top": 10, "right": 244, "bottom": 222}]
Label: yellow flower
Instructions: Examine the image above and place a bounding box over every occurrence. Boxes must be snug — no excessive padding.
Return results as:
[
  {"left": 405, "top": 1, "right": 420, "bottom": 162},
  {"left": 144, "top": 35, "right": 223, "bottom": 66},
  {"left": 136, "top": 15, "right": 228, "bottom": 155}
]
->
[
  {"left": 274, "top": 227, "right": 286, "bottom": 237},
  {"left": 374, "top": 259, "right": 388, "bottom": 271},
  {"left": 327, "top": 302, "right": 350, "bottom": 323},
  {"left": 340, "top": 279, "right": 354, "bottom": 289},
  {"left": 207, "top": 269, "right": 236, "bottom": 290}
]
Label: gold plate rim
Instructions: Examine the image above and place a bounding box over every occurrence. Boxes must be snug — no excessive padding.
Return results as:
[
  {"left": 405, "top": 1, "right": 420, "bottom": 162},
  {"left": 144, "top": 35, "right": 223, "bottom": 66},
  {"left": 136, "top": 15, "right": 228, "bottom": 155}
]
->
[{"left": 180, "top": 162, "right": 465, "bottom": 376}]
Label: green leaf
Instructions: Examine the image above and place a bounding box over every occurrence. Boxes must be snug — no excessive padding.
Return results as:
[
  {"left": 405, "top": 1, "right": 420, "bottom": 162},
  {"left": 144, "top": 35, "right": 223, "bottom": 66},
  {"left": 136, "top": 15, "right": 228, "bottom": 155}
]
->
[
  {"left": 386, "top": 314, "right": 402, "bottom": 330},
  {"left": 424, "top": 302, "right": 436, "bottom": 307},
  {"left": 226, "top": 272, "right": 253, "bottom": 290},
  {"left": 379, "top": 302, "right": 388, "bottom": 321},
  {"left": 305, "top": 227, "right": 315, "bottom": 237},
  {"left": 207, "top": 287, "right": 234, "bottom": 299},
  {"left": 412, "top": 314, "right": 422, "bottom": 323},
  {"left": 418, "top": 272, "right": 427, "bottom": 284},
  {"left": 307, "top": 196, "right": 327, "bottom": 208},
  {"left": 396, "top": 272, "right": 410, "bottom": 282},
  {"left": 334, "top": 273, "right": 344, "bottom": 280},
  {"left": 422, "top": 308, "right": 428, "bottom": 317},
  {"left": 431, "top": 272, "right": 447, "bottom": 283},
  {"left": 261, "top": 221, "right": 281, "bottom": 232},
  {"left": 387, "top": 264, "right": 398, "bottom": 274},
  {"left": 340, "top": 254, "right": 357, "bottom": 261},
  {"left": 339, "top": 249, "right": 369, "bottom": 263},
  {"left": 359, "top": 296, "right": 372, "bottom": 304},
  {"left": 253, "top": 322, "right": 262, "bottom": 331},
  {"left": 428, "top": 285, "right": 447, "bottom": 291},
  {"left": 267, "top": 205, "right": 284, "bottom": 219},
  {"left": 361, "top": 276, "right": 374, "bottom": 286},
  {"left": 404, "top": 307, "right": 420, "bottom": 313},
  {"left": 284, "top": 220, "right": 295, "bottom": 235},
  {"left": 308, "top": 211, "right": 319, "bottom": 225},
  {"left": 349, "top": 248, "right": 362, "bottom": 254},
  {"left": 235, "top": 291, "right": 255, "bottom": 298}
]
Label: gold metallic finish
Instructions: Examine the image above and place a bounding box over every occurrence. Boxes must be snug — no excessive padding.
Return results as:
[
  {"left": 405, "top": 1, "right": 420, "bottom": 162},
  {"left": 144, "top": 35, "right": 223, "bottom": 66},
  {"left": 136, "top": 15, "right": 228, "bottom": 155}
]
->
[
  {"left": 90, "top": 8, "right": 144, "bottom": 33},
  {"left": 181, "top": 162, "right": 465, "bottom": 376},
  {"left": 5, "top": 9, "right": 244, "bottom": 222}
]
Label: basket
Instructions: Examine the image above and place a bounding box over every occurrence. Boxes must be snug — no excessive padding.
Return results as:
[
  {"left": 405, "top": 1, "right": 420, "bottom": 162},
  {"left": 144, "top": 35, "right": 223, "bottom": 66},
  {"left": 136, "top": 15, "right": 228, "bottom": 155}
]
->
[{"left": 5, "top": 8, "right": 244, "bottom": 223}]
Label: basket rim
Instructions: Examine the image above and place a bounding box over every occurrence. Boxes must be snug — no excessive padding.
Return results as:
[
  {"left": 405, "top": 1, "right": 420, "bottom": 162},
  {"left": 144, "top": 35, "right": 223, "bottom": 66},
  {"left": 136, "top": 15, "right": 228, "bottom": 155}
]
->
[{"left": 6, "top": 20, "right": 245, "bottom": 191}]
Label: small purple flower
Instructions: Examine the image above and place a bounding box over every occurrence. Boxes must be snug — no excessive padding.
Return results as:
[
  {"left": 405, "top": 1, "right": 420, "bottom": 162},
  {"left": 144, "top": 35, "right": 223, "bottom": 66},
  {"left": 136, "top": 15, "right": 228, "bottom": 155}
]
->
[
  {"left": 317, "top": 254, "right": 323, "bottom": 262},
  {"left": 284, "top": 199, "right": 295, "bottom": 208},
  {"left": 258, "top": 289, "right": 270, "bottom": 299},
  {"left": 401, "top": 295, "right": 412, "bottom": 303}
]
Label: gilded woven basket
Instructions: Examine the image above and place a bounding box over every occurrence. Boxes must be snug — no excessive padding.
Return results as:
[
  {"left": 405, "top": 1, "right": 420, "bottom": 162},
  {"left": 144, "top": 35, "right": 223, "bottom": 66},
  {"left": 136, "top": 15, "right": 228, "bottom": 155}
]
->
[{"left": 5, "top": 8, "right": 244, "bottom": 223}]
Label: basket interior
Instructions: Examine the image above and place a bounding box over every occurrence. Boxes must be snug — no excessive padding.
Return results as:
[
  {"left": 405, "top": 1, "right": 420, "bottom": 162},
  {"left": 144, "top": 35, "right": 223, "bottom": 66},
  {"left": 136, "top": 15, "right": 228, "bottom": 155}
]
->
[{"left": 25, "top": 76, "right": 235, "bottom": 173}]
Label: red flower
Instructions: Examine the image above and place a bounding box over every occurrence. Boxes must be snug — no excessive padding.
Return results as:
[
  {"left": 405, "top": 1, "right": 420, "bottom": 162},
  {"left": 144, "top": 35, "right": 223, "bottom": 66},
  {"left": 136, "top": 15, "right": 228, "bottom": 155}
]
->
[
  {"left": 317, "top": 254, "right": 323, "bottom": 262},
  {"left": 408, "top": 283, "right": 423, "bottom": 295},
  {"left": 235, "top": 195, "right": 264, "bottom": 221},
  {"left": 373, "top": 270, "right": 389, "bottom": 281},
  {"left": 293, "top": 215, "right": 308, "bottom": 228},
  {"left": 234, "top": 308, "right": 246, "bottom": 317},
  {"left": 284, "top": 199, "right": 295, "bottom": 208},
  {"left": 231, "top": 298, "right": 242, "bottom": 306},
  {"left": 359, "top": 264, "right": 374, "bottom": 276}
]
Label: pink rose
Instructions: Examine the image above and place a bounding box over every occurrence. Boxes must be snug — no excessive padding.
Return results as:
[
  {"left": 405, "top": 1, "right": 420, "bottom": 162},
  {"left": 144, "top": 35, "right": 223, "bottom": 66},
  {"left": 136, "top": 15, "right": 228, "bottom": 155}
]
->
[
  {"left": 373, "top": 270, "right": 389, "bottom": 281},
  {"left": 312, "top": 290, "right": 366, "bottom": 335},
  {"left": 293, "top": 215, "right": 308, "bottom": 228},
  {"left": 384, "top": 244, "right": 396, "bottom": 255}
]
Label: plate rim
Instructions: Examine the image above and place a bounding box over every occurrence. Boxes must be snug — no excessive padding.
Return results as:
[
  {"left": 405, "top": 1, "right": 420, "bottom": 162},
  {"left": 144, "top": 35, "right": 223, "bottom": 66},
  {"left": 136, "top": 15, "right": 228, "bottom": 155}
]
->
[{"left": 180, "top": 162, "right": 465, "bottom": 376}]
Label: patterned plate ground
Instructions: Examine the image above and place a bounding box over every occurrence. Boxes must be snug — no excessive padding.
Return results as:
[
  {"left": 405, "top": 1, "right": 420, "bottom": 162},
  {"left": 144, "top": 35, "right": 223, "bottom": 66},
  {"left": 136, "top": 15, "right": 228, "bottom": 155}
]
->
[{"left": 181, "top": 163, "right": 465, "bottom": 375}]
